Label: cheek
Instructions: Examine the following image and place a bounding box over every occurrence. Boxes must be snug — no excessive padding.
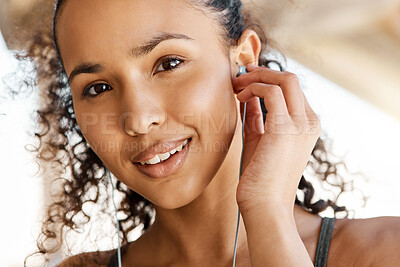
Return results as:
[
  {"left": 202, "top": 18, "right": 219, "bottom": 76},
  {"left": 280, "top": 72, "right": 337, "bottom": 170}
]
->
[
  {"left": 164, "top": 61, "right": 236, "bottom": 134},
  {"left": 74, "top": 101, "right": 121, "bottom": 166},
  {"left": 178, "top": 66, "right": 237, "bottom": 137},
  {"left": 166, "top": 62, "right": 237, "bottom": 167},
  {"left": 74, "top": 103, "right": 101, "bottom": 146}
]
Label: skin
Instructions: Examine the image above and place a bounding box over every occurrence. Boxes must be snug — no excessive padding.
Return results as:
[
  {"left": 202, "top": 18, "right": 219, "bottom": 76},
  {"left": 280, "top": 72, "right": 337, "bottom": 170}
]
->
[{"left": 56, "top": 0, "right": 400, "bottom": 266}]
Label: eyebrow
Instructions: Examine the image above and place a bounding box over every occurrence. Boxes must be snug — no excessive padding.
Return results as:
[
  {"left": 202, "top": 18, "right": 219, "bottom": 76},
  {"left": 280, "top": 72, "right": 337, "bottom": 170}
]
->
[
  {"left": 68, "top": 63, "right": 103, "bottom": 84},
  {"left": 67, "top": 32, "right": 194, "bottom": 84}
]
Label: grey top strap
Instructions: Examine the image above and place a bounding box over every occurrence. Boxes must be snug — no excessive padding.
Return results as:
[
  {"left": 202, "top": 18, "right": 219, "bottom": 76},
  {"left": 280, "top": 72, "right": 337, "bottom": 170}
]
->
[{"left": 314, "top": 217, "right": 336, "bottom": 267}]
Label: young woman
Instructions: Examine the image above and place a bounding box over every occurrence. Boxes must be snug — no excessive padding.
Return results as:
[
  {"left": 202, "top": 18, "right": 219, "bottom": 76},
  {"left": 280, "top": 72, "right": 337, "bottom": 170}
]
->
[{"left": 21, "top": 0, "right": 400, "bottom": 266}]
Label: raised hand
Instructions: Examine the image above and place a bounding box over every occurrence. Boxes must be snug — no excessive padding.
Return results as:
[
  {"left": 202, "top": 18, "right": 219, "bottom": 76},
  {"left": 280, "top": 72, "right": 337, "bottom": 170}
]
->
[{"left": 232, "top": 64, "right": 321, "bottom": 213}]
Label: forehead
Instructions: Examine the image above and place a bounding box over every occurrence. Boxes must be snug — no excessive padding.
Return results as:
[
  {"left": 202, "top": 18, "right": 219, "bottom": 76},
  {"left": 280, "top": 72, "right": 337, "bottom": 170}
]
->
[{"left": 56, "top": 0, "right": 222, "bottom": 71}]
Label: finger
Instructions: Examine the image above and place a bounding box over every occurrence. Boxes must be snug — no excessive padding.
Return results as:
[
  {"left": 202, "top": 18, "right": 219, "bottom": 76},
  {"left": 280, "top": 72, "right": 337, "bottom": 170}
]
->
[
  {"left": 232, "top": 65, "right": 286, "bottom": 89},
  {"left": 233, "top": 66, "right": 305, "bottom": 116},
  {"left": 300, "top": 90, "right": 314, "bottom": 116},
  {"left": 237, "top": 83, "right": 289, "bottom": 116},
  {"left": 300, "top": 90, "right": 321, "bottom": 135},
  {"left": 237, "top": 97, "right": 263, "bottom": 176},
  {"left": 239, "top": 96, "right": 264, "bottom": 138}
]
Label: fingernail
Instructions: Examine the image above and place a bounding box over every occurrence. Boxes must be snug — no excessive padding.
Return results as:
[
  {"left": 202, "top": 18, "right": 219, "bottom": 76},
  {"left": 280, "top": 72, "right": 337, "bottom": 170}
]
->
[{"left": 247, "top": 64, "right": 259, "bottom": 68}]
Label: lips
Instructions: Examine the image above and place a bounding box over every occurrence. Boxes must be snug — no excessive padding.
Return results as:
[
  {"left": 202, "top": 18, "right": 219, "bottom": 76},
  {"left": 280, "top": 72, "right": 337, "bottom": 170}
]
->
[
  {"left": 134, "top": 138, "right": 192, "bottom": 178},
  {"left": 131, "top": 137, "right": 191, "bottom": 163}
]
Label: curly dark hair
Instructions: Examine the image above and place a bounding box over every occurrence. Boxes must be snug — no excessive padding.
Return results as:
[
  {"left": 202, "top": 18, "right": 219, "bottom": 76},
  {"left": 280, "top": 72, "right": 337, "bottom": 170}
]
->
[{"left": 14, "top": 0, "right": 366, "bottom": 266}]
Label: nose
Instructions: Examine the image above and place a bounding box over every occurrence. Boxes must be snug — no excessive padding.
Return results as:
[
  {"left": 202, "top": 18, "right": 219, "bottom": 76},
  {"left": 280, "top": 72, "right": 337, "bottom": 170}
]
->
[
  {"left": 123, "top": 113, "right": 165, "bottom": 136},
  {"left": 120, "top": 89, "right": 166, "bottom": 137}
]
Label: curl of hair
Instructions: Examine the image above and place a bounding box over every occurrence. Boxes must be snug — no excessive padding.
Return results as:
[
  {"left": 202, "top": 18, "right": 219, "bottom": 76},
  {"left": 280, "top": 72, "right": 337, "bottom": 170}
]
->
[{"left": 17, "top": 0, "right": 365, "bottom": 265}]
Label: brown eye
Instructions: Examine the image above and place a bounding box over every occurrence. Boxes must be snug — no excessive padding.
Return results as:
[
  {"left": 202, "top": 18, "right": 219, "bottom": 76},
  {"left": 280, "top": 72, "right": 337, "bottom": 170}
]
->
[
  {"left": 154, "top": 56, "right": 184, "bottom": 75},
  {"left": 83, "top": 83, "right": 112, "bottom": 97}
]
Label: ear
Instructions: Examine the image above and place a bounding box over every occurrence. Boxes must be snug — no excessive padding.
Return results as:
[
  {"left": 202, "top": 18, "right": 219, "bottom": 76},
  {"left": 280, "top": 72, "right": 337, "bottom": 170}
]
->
[{"left": 230, "top": 29, "right": 261, "bottom": 76}]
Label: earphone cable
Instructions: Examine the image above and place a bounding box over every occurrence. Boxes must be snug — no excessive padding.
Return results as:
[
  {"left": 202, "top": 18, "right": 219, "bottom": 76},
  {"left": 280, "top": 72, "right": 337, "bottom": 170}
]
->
[
  {"left": 232, "top": 101, "right": 247, "bottom": 267},
  {"left": 108, "top": 170, "right": 122, "bottom": 267}
]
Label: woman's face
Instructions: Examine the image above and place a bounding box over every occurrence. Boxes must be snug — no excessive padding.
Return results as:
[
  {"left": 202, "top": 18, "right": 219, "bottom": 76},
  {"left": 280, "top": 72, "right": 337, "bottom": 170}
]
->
[{"left": 57, "top": 0, "right": 239, "bottom": 209}]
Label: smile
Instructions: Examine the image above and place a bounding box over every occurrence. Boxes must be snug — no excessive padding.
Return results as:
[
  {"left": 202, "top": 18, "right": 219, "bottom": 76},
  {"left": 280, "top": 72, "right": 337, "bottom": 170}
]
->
[
  {"left": 133, "top": 138, "right": 192, "bottom": 178},
  {"left": 139, "top": 138, "right": 189, "bottom": 165}
]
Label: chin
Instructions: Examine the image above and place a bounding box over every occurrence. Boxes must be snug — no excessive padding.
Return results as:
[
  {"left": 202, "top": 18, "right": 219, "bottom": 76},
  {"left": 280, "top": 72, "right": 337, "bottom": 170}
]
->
[
  {"left": 150, "top": 186, "right": 206, "bottom": 210},
  {"left": 153, "top": 198, "right": 195, "bottom": 210},
  {"left": 136, "top": 175, "right": 212, "bottom": 210}
]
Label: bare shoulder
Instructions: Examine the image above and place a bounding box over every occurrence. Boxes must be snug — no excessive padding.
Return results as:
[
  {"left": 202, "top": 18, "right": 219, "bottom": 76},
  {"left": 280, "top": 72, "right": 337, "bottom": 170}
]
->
[
  {"left": 56, "top": 248, "right": 116, "bottom": 267},
  {"left": 330, "top": 216, "right": 400, "bottom": 266}
]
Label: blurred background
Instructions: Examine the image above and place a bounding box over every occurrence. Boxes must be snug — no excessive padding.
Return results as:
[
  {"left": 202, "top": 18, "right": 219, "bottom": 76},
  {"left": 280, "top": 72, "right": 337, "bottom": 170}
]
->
[{"left": 0, "top": 0, "right": 399, "bottom": 266}]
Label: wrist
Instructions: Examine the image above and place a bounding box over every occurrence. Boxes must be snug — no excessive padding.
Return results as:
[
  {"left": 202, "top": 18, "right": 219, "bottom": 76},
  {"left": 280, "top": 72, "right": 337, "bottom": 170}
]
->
[
  {"left": 238, "top": 198, "right": 294, "bottom": 218},
  {"left": 241, "top": 203, "right": 313, "bottom": 267},
  {"left": 237, "top": 199, "right": 294, "bottom": 215}
]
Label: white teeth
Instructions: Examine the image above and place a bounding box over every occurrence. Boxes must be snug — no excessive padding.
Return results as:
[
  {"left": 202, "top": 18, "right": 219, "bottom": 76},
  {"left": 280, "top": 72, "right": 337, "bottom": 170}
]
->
[
  {"left": 158, "top": 152, "right": 171, "bottom": 161},
  {"left": 147, "top": 155, "right": 160, "bottom": 165},
  {"left": 139, "top": 138, "right": 189, "bottom": 165}
]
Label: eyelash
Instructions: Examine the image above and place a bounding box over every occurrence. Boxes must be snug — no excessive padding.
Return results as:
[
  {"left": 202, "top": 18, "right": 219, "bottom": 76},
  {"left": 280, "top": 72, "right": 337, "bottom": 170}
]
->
[{"left": 82, "top": 56, "right": 185, "bottom": 97}]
